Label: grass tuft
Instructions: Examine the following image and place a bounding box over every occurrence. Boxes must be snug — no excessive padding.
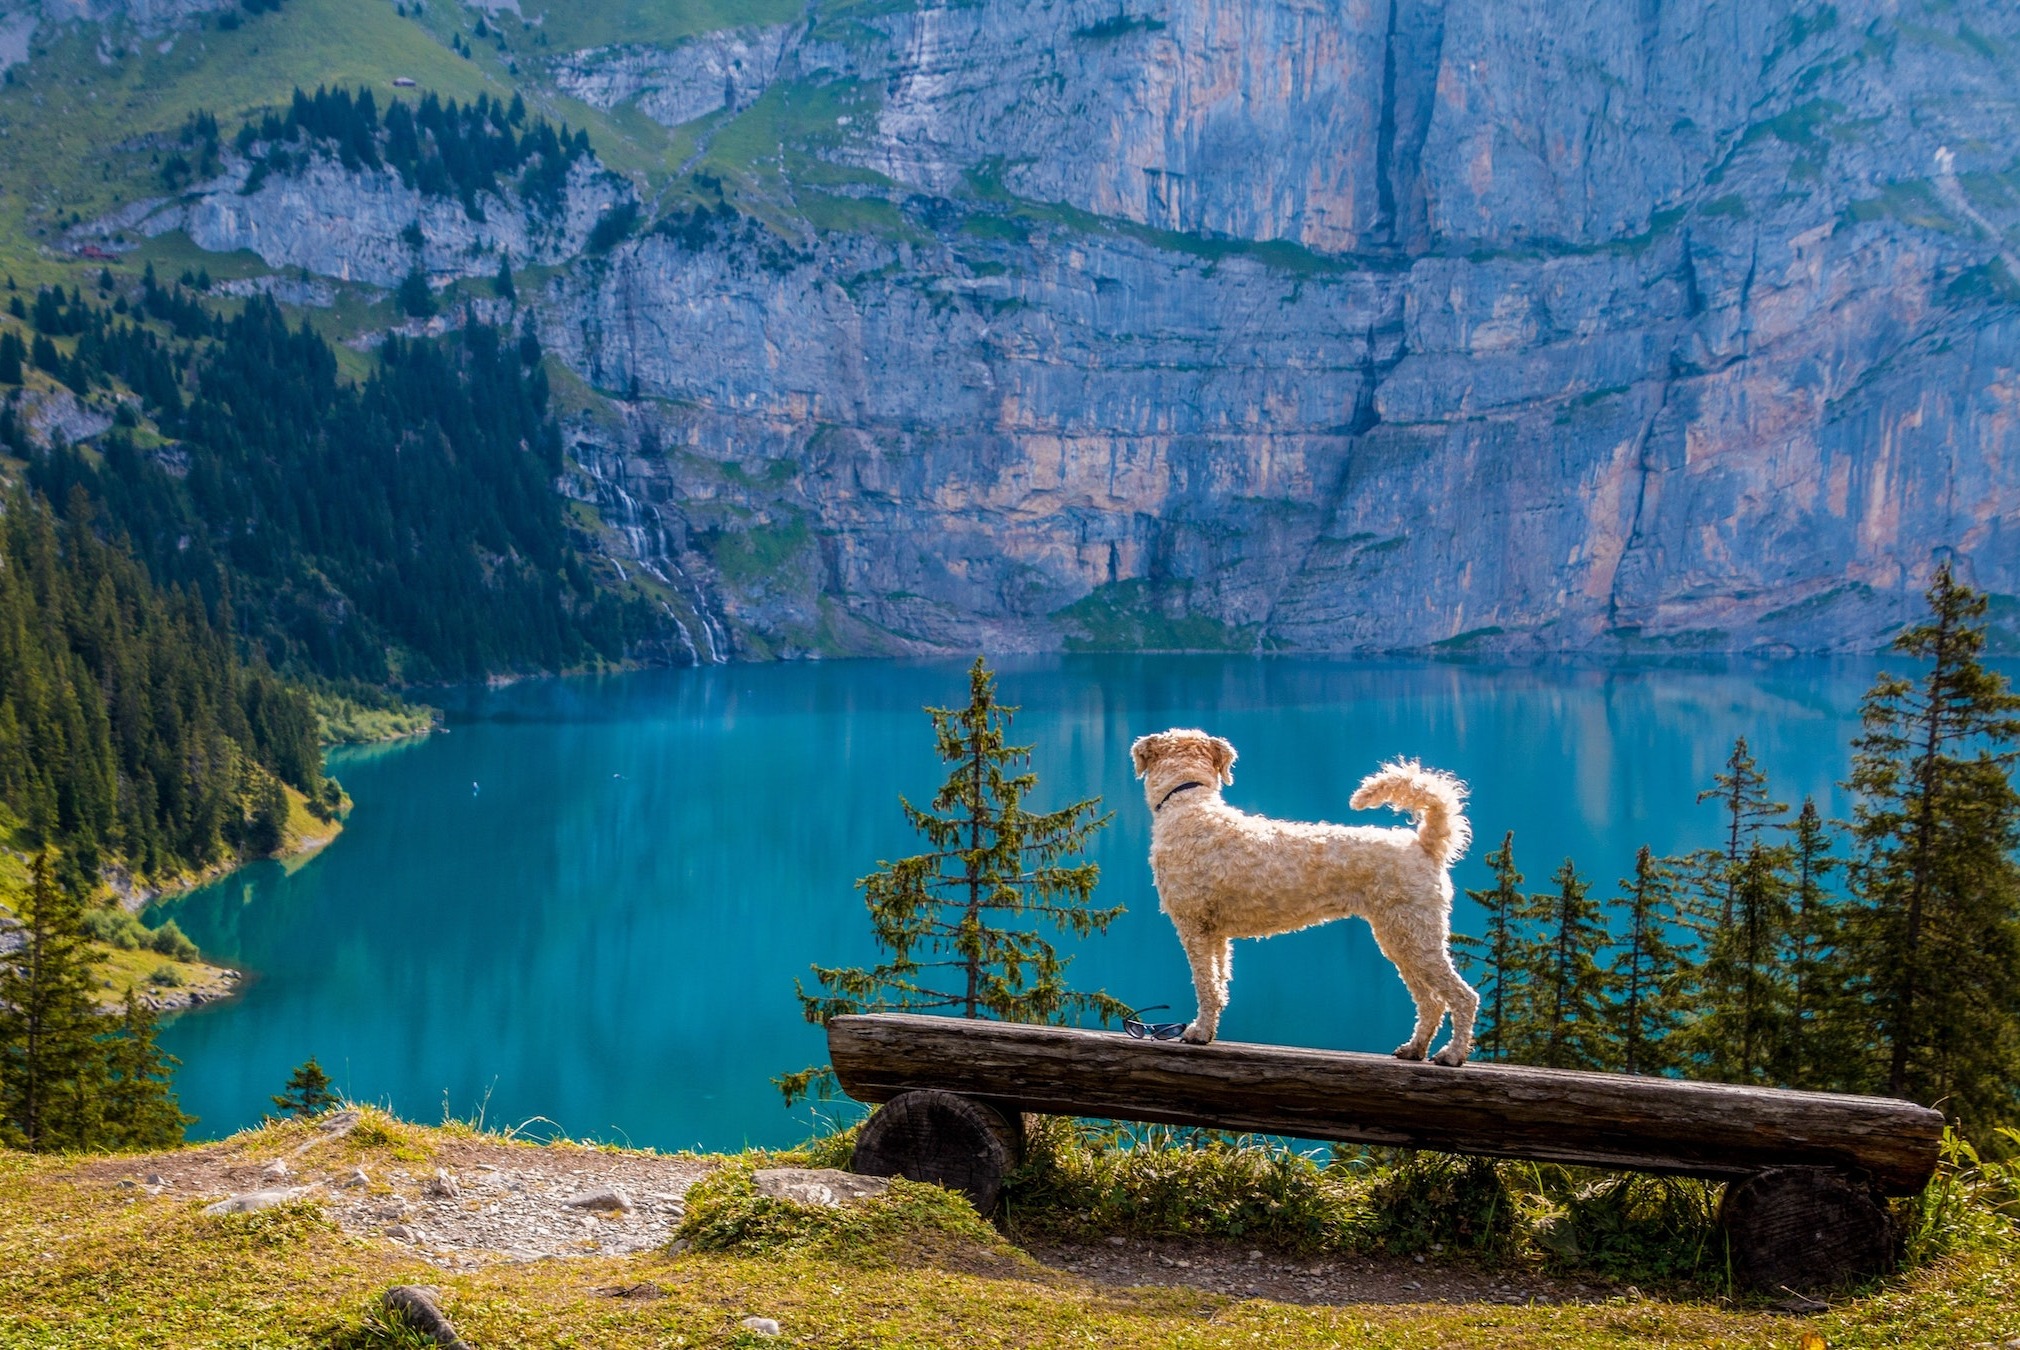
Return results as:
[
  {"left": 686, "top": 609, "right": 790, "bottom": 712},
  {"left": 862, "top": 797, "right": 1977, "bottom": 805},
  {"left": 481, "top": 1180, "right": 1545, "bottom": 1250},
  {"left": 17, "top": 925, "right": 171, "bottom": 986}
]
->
[
  {"left": 1006, "top": 1118, "right": 1361, "bottom": 1253},
  {"left": 679, "top": 1154, "right": 1007, "bottom": 1261}
]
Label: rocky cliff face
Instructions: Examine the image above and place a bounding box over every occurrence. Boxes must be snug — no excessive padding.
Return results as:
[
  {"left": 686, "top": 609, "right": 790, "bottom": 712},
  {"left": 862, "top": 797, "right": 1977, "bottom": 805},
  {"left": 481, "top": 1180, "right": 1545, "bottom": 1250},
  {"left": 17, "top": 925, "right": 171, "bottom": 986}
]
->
[
  {"left": 129, "top": 154, "right": 633, "bottom": 289},
  {"left": 94, "top": 0, "right": 2020, "bottom": 656}
]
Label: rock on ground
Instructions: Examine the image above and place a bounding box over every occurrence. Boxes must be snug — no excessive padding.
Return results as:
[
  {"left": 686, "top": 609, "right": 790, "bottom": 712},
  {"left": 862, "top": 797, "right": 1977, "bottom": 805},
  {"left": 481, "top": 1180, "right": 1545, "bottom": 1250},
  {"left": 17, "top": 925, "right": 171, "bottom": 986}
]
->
[
  {"left": 203, "top": 1186, "right": 317, "bottom": 1216},
  {"left": 751, "top": 1167, "right": 891, "bottom": 1207}
]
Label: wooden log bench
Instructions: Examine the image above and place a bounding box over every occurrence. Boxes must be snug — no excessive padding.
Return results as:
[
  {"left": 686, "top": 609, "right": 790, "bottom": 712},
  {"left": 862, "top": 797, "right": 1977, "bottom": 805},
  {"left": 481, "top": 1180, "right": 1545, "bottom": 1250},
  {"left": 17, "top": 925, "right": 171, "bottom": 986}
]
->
[{"left": 827, "top": 1013, "right": 1946, "bottom": 1296}]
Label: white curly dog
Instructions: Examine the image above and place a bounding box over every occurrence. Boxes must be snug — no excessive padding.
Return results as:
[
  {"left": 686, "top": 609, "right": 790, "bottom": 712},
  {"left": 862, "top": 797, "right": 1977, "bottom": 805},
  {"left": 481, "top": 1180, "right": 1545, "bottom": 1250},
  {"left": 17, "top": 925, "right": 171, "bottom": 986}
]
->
[{"left": 1130, "top": 729, "right": 1480, "bottom": 1065}]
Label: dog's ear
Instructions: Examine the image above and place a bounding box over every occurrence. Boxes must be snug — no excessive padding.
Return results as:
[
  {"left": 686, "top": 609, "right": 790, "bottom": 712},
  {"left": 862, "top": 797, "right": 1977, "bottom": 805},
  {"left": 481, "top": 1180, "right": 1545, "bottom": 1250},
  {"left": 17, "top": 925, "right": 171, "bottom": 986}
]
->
[
  {"left": 1208, "top": 736, "right": 1237, "bottom": 785},
  {"left": 1130, "top": 733, "right": 1163, "bottom": 779}
]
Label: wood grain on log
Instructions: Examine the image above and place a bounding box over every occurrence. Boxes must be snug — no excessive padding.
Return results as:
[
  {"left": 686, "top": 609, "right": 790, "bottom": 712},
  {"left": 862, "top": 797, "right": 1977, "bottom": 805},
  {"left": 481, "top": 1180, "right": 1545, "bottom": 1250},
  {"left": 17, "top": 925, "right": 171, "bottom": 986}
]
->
[
  {"left": 1721, "top": 1167, "right": 1898, "bottom": 1294},
  {"left": 850, "top": 1088, "right": 1021, "bottom": 1215},
  {"left": 828, "top": 1014, "right": 1944, "bottom": 1195}
]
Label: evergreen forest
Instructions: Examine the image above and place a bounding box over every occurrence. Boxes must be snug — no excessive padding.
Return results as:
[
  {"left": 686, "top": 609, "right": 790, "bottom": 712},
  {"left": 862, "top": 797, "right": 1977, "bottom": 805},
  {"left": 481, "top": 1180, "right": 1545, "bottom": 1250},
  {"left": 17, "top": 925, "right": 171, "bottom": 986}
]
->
[
  {"left": 0, "top": 484, "right": 325, "bottom": 890},
  {"left": 1460, "top": 566, "right": 2020, "bottom": 1143},
  {"left": 16, "top": 291, "right": 650, "bottom": 684}
]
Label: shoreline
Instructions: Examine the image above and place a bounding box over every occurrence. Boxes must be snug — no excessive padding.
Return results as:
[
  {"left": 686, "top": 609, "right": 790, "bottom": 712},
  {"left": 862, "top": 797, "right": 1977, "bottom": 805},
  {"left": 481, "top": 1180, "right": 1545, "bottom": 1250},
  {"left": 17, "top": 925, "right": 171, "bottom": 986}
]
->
[
  {"left": 108, "top": 795, "right": 350, "bottom": 916},
  {"left": 113, "top": 721, "right": 443, "bottom": 914},
  {"left": 99, "top": 729, "right": 422, "bottom": 1009}
]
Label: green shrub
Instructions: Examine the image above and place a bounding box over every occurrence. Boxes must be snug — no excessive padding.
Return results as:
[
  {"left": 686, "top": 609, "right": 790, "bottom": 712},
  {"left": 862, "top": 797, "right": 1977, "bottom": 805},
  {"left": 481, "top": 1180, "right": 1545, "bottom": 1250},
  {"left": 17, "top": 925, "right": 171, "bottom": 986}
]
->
[
  {"left": 1516, "top": 1170, "right": 1721, "bottom": 1281},
  {"left": 1359, "top": 1150, "right": 1515, "bottom": 1256},
  {"left": 81, "top": 905, "right": 148, "bottom": 949},
  {"left": 148, "top": 919, "right": 200, "bottom": 961},
  {"left": 677, "top": 1156, "right": 1002, "bottom": 1261},
  {"left": 1005, "top": 1117, "right": 1362, "bottom": 1253},
  {"left": 1004, "top": 1118, "right": 1729, "bottom": 1288},
  {"left": 1906, "top": 1126, "right": 2020, "bottom": 1263},
  {"left": 148, "top": 963, "right": 184, "bottom": 987}
]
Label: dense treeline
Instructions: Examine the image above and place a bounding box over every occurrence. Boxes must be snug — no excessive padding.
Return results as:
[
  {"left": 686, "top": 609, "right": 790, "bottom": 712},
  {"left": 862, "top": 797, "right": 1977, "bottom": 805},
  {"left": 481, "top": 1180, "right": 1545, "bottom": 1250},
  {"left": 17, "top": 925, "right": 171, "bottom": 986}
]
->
[
  {"left": 1462, "top": 565, "right": 2020, "bottom": 1142},
  {"left": 26, "top": 296, "right": 648, "bottom": 682},
  {"left": 237, "top": 85, "right": 589, "bottom": 216},
  {"left": 1, "top": 855, "right": 188, "bottom": 1152},
  {"left": 1, "top": 278, "right": 190, "bottom": 400},
  {"left": 0, "top": 485, "right": 325, "bottom": 890}
]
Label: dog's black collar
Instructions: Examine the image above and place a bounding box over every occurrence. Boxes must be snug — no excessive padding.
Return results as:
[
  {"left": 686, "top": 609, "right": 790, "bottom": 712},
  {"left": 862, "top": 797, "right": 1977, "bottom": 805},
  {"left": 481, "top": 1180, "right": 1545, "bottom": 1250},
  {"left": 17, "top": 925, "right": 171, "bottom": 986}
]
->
[{"left": 1156, "top": 780, "right": 1208, "bottom": 812}]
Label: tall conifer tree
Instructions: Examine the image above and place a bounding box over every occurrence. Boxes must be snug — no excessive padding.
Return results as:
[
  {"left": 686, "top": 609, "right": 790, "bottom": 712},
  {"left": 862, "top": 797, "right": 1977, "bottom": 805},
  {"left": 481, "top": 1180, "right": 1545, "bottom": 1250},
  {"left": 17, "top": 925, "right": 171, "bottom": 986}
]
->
[
  {"left": 100, "top": 991, "right": 192, "bottom": 1148},
  {"left": 1685, "top": 841, "right": 1795, "bottom": 1084},
  {"left": 1456, "top": 831, "right": 1523, "bottom": 1062},
  {"left": 1695, "top": 736, "right": 1787, "bottom": 929},
  {"left": 1840, "top": 563, "right": 2020, "bottom": 1134},
  {"left": 779, "top": 658, "right": 1125, "bottom": 1103},
  {"left": 1507, "top": 859, "right": 1610, "bottom": 1070},
  {"left": 1779, "top": 798, "right": 1844, "bottom": 1089},
  {"left": 0, "top": 854, "right": 106, "bottom": 1150},
  {"left": 1604, "top": 846, "right": 1688, "bottom": 1075}
]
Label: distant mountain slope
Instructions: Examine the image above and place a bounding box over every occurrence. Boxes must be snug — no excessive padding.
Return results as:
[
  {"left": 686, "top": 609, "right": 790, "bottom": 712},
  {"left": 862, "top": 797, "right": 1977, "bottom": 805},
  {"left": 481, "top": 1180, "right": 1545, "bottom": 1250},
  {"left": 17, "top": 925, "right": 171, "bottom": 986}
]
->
[{"left": 3, "top": 0, "right": 2017, "bottom": 656}]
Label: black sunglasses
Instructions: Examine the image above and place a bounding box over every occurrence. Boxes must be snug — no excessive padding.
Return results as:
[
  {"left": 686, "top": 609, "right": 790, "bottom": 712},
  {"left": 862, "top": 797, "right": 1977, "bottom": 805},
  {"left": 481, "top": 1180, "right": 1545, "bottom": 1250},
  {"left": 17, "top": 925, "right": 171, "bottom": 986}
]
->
[{"left": 1123, "top": 1005, "right": 1188, "bottom": 1041}]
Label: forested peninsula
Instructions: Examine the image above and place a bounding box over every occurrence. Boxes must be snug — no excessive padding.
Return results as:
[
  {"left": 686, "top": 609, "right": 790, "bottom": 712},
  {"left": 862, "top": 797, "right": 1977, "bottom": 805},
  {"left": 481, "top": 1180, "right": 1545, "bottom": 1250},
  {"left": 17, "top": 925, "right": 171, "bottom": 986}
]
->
[{"left": 1, "top": 258, "right": 661, "bottom": 1010}]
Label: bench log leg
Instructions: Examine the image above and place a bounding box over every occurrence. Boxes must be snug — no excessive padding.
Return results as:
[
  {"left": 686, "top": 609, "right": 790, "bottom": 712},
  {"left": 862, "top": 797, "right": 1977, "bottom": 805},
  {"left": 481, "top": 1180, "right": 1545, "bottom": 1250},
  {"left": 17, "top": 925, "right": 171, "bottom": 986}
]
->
[
  {"left": 1721, "top": 1166, "right": 1897, "bottom": 1297},
  {"left": 849, "top": 1088, "right": 1022, "bottom": 1217}
]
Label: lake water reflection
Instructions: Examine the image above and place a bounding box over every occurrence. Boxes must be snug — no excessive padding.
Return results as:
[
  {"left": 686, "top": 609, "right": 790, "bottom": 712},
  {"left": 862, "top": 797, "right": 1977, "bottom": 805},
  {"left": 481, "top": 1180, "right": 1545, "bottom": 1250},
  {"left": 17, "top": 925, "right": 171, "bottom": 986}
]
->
[{"left": 156, "top": 655, "right": 1890, "bottom": 1151}]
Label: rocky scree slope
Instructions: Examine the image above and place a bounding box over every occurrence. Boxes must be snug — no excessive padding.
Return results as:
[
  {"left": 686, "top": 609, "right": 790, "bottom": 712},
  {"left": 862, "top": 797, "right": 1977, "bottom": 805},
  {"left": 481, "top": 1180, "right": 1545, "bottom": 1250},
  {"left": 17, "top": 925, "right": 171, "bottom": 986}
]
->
[{"left": 75, "top": 0, "right": 2020, "bottom": 656}]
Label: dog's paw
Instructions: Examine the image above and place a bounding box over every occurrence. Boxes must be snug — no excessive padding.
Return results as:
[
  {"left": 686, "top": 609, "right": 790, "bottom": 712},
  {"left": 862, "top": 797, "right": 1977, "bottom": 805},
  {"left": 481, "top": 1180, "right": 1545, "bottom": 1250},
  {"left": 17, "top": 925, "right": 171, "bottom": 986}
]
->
[
  {"left": 1392, "top": 1043, "right": 1428, "bottom": 1061},
  {"left": 1431, "top": 1046, "right": 1469, "bottom": 1067},
  {"left": 1181, "top": 1023, "right": 1215, "bottom": 1045}
]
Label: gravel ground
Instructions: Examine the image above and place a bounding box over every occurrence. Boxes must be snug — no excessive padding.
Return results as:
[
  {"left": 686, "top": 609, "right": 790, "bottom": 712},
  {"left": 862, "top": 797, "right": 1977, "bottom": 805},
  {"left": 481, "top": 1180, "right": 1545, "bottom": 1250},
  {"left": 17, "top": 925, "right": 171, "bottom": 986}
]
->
[
  {"left": 90, "top": 1113, "right": 712, "bottom": 1272},
  {"left": 1024, "top": 1236, "right": 1621, "bottom": 1306}
]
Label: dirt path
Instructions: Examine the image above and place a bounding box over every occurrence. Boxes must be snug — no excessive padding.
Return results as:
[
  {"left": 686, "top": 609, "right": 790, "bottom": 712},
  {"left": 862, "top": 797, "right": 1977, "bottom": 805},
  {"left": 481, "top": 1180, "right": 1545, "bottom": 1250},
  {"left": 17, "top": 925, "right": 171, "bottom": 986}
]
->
[{"left": 1024, "top": 1237, "right": 1620, "bottom": 1307}]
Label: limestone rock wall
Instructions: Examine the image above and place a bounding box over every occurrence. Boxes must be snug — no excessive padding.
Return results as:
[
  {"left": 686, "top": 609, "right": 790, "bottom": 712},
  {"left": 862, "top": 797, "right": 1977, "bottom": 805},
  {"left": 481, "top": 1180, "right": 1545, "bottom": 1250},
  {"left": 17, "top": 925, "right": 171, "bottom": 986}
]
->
[
  {"left": 99, "top": 0, "right": 2020, "bottom": 656},
  {"left": 135, "top": 155, "right": 633, "bottom": 289}
]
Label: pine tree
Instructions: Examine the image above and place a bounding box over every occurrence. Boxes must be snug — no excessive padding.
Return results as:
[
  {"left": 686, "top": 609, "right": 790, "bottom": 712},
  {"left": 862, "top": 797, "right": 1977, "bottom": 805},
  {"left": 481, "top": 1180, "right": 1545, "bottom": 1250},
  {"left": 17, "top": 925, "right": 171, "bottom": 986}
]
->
[
  {"left": 1683, "top": 841, "right": 1795, "bottom": 1084},
  {"left": 100, "top": 990, "right": 192, "bottom": 1148},
  {"left": 1507, "top": 858, "right": 1610, "bottom": 1070},
  {"left": 1840, "top": 563, "right": 2020, "bottom": 1135},
  {"left": 778, "top": 658, "right": 1126, "bottom": 1103},
  {"left": 271, "top": 1056, "right": 339, "bottom": 1117},
  {"left": 494, "top": 254, "right": 516, "bottom": 305},
  {"left": 1669, "top": 739, "right": 1796, "bottom": 1084},
  {"left": 1779, "top": 798, "right": 1844, "bottom": 1089},
  {"left": 0, "top": 854, "right": 108, "bottom": 1150},
  {"left": 1455, "top": 831, "right": 1523, "bottom": 1062},
  {"left": 397, "top": 266, "right": 436, "bottom": 318},
  {"left": 0, "top": 329, "right": 23, "bottom": 383},
  {"left": 1604, "top": 846, "right": 1688, "bottom": 1075},
  {"left": 1695, "top": 736, "right": 1787, "bottom": 929}
]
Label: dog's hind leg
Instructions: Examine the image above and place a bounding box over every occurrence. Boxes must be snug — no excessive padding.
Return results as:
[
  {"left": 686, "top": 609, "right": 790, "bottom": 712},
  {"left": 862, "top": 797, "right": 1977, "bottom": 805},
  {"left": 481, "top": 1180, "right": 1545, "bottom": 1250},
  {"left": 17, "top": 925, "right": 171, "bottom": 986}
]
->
[
  {"left": 1371, "top": 916, "right": 1474, "bottom": 1064},
  {"left": 1179, "top": 932, "right": 1231, "bottom": 1045},
  {"left": 1425, "top": 954, "right": 1480, "bottom": 1066}
]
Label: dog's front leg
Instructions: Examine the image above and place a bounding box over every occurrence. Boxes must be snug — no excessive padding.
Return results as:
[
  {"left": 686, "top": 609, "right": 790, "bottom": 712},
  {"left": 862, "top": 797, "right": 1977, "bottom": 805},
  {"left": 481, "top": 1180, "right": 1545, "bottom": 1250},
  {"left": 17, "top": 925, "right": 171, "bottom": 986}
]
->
[{"left": 1180, "top": 933, "right": 1228, "bottom": 1044}]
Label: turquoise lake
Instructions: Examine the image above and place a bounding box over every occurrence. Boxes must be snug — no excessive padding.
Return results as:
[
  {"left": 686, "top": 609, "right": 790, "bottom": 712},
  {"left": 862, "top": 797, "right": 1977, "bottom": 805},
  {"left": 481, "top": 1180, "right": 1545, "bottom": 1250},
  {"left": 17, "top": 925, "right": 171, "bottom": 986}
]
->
[{"left": 155, "top": 655, "right": 1892, "bottom": 1151}]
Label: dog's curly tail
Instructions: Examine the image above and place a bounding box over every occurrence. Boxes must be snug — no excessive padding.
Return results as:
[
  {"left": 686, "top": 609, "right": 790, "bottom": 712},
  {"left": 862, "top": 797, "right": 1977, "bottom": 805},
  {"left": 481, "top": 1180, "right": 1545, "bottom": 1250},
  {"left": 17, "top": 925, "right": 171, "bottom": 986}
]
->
[{"left": 1350, "top": 759, "right": 1472, "bottom": 868}]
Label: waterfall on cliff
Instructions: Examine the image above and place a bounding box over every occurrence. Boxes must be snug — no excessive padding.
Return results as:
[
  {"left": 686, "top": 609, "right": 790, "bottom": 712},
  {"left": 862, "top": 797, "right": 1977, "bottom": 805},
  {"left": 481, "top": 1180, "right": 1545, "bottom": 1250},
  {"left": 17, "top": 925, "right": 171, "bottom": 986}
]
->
[{"left": 573, "top": 443, "right": 729, "bottom": 665}]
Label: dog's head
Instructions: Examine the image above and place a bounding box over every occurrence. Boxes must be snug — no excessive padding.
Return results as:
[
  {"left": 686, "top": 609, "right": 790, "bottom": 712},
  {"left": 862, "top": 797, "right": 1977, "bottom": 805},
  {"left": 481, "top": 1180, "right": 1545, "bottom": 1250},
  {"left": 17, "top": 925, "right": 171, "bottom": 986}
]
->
[{"left": 1130, "top": 729, "right": 1237, "bottom": 809}]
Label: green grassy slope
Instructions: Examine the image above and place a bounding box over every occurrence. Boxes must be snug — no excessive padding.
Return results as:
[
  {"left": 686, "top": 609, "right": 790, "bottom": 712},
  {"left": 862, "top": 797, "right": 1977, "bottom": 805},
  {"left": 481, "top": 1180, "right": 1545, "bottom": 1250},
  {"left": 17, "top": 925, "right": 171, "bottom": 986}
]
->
[
  {"left": 0, "top": 0, "right": 485, "bottom": 287},
  {"left": 3, "top": 1111, "right": 2016, "bottom": 1349},
  {"left": 0, "top": 0, "right": 735, "bottom": 296}
]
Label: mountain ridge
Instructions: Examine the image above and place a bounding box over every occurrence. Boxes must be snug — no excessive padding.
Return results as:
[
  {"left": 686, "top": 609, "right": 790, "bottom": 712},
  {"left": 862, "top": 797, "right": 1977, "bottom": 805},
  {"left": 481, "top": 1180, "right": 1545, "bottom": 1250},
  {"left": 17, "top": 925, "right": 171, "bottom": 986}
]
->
[{"left": 2, "top": 0, "right": 2017, "bottom": 658}]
